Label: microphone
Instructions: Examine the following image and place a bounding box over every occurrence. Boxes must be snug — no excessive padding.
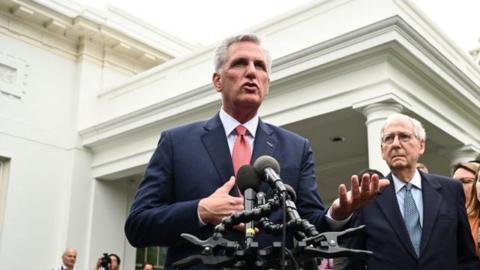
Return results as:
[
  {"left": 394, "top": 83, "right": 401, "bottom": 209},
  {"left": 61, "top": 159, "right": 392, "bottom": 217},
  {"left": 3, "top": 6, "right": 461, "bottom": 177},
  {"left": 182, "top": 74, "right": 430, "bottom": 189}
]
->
[
  {"left": 283, "top": 184, "right": 301, "bottom": 220},
  {"left": 253, "top": 155, "right": 287, "bottom": 193},
  {"left": 283, "top": 183, "right": 297, "bottom": 202},
  {"left": 236, "top": 164, "right": 262, "bottom": 246}
]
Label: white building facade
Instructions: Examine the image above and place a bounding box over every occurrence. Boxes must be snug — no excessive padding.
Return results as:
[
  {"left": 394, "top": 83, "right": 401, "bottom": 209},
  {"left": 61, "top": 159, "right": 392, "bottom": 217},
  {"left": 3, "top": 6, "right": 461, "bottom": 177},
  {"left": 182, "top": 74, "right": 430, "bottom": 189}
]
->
[{"left": 1, "top": 0, "right": 479, "bottom": 269}]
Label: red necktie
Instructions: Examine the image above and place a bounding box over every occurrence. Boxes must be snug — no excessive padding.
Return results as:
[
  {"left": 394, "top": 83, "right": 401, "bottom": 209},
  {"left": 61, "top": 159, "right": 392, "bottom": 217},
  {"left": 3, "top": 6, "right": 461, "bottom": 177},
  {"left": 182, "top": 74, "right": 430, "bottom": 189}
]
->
[{"left": 232, "top": 125, "right": 252, "bottom": 175}]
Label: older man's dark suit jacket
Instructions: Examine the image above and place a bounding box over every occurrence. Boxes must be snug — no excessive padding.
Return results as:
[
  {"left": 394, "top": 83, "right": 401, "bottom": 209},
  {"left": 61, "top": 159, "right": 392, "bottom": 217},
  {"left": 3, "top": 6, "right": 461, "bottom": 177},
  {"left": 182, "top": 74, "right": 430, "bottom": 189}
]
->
[
  {"left": 344, "top": 171, "right": 478, "bottom": 270},
  {"left": 125, "top": 114, "right": 330, "bottom": 269}
]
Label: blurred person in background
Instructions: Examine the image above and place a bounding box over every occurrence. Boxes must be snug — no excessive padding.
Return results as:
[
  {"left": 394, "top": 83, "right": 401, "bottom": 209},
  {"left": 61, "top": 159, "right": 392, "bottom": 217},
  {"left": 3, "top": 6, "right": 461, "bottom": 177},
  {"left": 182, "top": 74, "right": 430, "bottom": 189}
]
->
[
  {"left": 142, "top": 262, "right": 154, "bottom": 270},
  {"left": 52, "top": 247, "right": 77, "bottom": 270},
  {"left": 466, "top": 166, "right": 480, "bottom": 256},
  {"left": 415, "top": 162, "right": 428, "bottom": 173},
  {"left": 452, "top": 162, "right": 480, "bottom": 207},
  {"left": 94, "top": 253, "right": 120, "bottom": 270}
]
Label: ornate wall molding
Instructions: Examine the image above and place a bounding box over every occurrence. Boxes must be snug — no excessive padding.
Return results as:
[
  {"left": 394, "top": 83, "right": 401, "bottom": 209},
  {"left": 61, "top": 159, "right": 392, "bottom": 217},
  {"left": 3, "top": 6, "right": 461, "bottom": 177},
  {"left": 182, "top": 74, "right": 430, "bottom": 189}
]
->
[{"left": 0, "top": 52, "right": 28, "bottom": 99}]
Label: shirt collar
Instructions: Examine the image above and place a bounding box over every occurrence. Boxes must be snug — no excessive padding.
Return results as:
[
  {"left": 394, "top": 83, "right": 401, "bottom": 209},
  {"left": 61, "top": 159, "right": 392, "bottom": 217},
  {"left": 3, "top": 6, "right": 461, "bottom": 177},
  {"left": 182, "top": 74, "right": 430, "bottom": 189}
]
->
[
  {"left": 219, "top": 108, "right": 258, "bottom": 137},
  {"left": 393, "top": 169, "right": 422, "bottom": 194}
]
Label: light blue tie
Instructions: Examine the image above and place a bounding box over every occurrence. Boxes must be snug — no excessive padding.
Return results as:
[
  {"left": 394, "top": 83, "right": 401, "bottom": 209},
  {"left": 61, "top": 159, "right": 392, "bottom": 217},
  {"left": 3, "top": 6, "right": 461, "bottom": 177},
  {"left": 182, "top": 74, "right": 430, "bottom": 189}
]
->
[{"left": 404, "top": 183, "right": 422, "bottom": 256}]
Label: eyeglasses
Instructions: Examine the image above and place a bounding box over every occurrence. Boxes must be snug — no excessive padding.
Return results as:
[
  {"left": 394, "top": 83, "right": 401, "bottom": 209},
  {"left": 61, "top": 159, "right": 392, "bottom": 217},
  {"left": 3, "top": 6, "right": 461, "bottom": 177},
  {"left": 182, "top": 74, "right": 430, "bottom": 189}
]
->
[{"left": 382, "top": 132, "right": 415, "bottom": 145}]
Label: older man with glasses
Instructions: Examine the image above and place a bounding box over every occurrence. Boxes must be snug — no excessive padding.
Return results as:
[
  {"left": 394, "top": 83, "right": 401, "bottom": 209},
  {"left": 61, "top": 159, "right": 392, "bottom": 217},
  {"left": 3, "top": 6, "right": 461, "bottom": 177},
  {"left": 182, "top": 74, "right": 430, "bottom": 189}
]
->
[{"left": 343, "top": 113, "right": 478, "bottom": 270}]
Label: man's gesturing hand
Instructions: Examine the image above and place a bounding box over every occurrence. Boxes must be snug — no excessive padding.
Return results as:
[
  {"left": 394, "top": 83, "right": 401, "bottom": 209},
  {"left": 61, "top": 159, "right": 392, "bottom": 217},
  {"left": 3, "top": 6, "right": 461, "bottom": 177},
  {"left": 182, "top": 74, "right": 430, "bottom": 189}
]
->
[
  {"left": 330, "top": 173, "right": 390, "bottom": 220},
  {"left": 198, "top": 176, "right": 244, "bottom": 225}
]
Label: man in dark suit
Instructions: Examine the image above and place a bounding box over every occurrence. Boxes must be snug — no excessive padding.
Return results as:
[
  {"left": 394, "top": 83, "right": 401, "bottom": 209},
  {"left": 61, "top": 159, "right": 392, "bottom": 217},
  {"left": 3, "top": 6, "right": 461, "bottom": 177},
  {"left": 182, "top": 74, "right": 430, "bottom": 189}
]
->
[
  {"left": 345, "top": 113, "right": 478, "bottom": 270},
  {"left": 124, "top": 34, "right": 387, "bottom": 269}
]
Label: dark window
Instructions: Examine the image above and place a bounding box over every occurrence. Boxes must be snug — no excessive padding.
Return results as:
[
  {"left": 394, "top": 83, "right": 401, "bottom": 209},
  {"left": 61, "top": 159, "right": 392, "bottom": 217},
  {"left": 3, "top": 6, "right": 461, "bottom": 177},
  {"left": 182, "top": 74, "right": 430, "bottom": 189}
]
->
[{"left": 135, "top": 247, "right": 167, "bottom": 269}]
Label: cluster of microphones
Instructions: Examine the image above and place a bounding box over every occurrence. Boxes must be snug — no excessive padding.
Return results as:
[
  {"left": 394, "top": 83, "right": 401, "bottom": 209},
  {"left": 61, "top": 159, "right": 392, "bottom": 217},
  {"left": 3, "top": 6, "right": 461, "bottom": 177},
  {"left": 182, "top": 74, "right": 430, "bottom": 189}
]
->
[
  {"left": 173, "top": 155, "right": 371, "bottom": 269},
  {"left": 237, "top": 155, "right": 298, "bottom": 245}
]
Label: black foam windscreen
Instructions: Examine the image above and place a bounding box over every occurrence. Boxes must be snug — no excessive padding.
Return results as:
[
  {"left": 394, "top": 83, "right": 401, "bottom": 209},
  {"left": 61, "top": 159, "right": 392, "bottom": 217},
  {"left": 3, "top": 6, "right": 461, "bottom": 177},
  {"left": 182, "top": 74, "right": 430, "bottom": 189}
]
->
[
  {"left": 236, "top": 165, "right": 261, "bottom": 193},
  {"left": 253, "top": 155, "right": 281, "bottom": 175}
]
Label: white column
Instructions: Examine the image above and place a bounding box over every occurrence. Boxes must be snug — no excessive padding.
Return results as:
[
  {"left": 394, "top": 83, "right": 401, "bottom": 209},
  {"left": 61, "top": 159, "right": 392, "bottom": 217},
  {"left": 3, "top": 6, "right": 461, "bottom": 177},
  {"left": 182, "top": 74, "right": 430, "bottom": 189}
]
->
[{"left": 361, "top": 102, "right": 403, "bottom": 175}]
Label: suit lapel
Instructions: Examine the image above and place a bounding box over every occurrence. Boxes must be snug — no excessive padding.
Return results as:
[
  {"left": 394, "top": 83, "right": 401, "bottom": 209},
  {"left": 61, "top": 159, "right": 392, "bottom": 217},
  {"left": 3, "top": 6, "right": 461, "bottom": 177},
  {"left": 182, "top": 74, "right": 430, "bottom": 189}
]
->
[
  {"left": 201, "top": 114, "right": 234, "bottom": 188},
  {"left": 418, "top": 172, "right": 442, "bottom": 255},
  {"left": 376, "top": 175, "right": 418, "bottom": 258},
  {"left": 251, "top": 119, "right": 276, "bottom": 162}
]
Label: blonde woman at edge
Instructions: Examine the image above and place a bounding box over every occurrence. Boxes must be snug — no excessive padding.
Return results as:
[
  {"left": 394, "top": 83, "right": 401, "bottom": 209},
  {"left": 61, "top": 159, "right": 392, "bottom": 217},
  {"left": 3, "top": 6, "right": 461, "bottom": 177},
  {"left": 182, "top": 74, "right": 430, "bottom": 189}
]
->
[{"left": 467, "top": 166, "right": 480, "bottom": 256}]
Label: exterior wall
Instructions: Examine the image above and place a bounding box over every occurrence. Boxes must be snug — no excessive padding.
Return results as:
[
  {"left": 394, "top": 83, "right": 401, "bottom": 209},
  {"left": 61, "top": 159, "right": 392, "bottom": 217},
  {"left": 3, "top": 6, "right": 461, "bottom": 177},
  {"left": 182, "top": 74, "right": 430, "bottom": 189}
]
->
[
  {"left": 0, "top": 10, "right": 148, "bottom": 270},
  {"left": 0, "top": 0, "right": 199, "bottom": 269},
  {"left": 0, "top": 31, "right": 88, "bottom": 268}
]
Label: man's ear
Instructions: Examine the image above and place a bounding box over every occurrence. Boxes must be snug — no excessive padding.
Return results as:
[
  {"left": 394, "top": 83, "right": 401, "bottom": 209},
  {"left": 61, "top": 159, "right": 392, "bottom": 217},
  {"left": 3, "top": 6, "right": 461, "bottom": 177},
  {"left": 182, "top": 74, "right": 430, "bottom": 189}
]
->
[
  {"left": 418, "top": 140, "right": 426, "bottom": 155},
  {"left": 212, "top": 72, "right": 222, "bottom": 92}
]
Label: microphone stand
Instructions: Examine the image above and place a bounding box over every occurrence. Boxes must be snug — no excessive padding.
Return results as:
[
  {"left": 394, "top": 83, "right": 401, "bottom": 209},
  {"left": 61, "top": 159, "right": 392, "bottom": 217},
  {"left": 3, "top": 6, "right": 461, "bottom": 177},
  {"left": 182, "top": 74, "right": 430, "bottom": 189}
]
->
[{"left": 173, "top": 188, "right": 372, "bottom": 269}]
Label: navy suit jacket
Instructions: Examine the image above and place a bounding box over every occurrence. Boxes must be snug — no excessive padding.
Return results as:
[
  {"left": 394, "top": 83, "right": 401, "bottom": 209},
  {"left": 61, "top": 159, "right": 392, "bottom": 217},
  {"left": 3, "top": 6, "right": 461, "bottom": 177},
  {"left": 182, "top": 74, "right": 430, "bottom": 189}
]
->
[
  {"left": 344, "top": 172, "right": 478, "bottom": 270},
  {"left": 125, "top": 114, "right": 329, "bottom": 269}
]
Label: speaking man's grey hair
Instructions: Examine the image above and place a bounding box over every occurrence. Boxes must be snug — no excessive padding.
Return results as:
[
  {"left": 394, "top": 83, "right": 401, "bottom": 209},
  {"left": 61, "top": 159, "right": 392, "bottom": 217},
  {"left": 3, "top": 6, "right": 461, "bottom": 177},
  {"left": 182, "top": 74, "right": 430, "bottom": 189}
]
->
[{"left": 213, "top": 34, "right": 272, "bottom": 73}]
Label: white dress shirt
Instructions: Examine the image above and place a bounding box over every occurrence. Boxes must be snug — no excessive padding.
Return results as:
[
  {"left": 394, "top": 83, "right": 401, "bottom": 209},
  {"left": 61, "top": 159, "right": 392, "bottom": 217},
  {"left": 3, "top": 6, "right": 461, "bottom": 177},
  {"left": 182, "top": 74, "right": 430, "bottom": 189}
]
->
[{"left": 219, "top": 108, "right": 257, "bottom": 154}]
